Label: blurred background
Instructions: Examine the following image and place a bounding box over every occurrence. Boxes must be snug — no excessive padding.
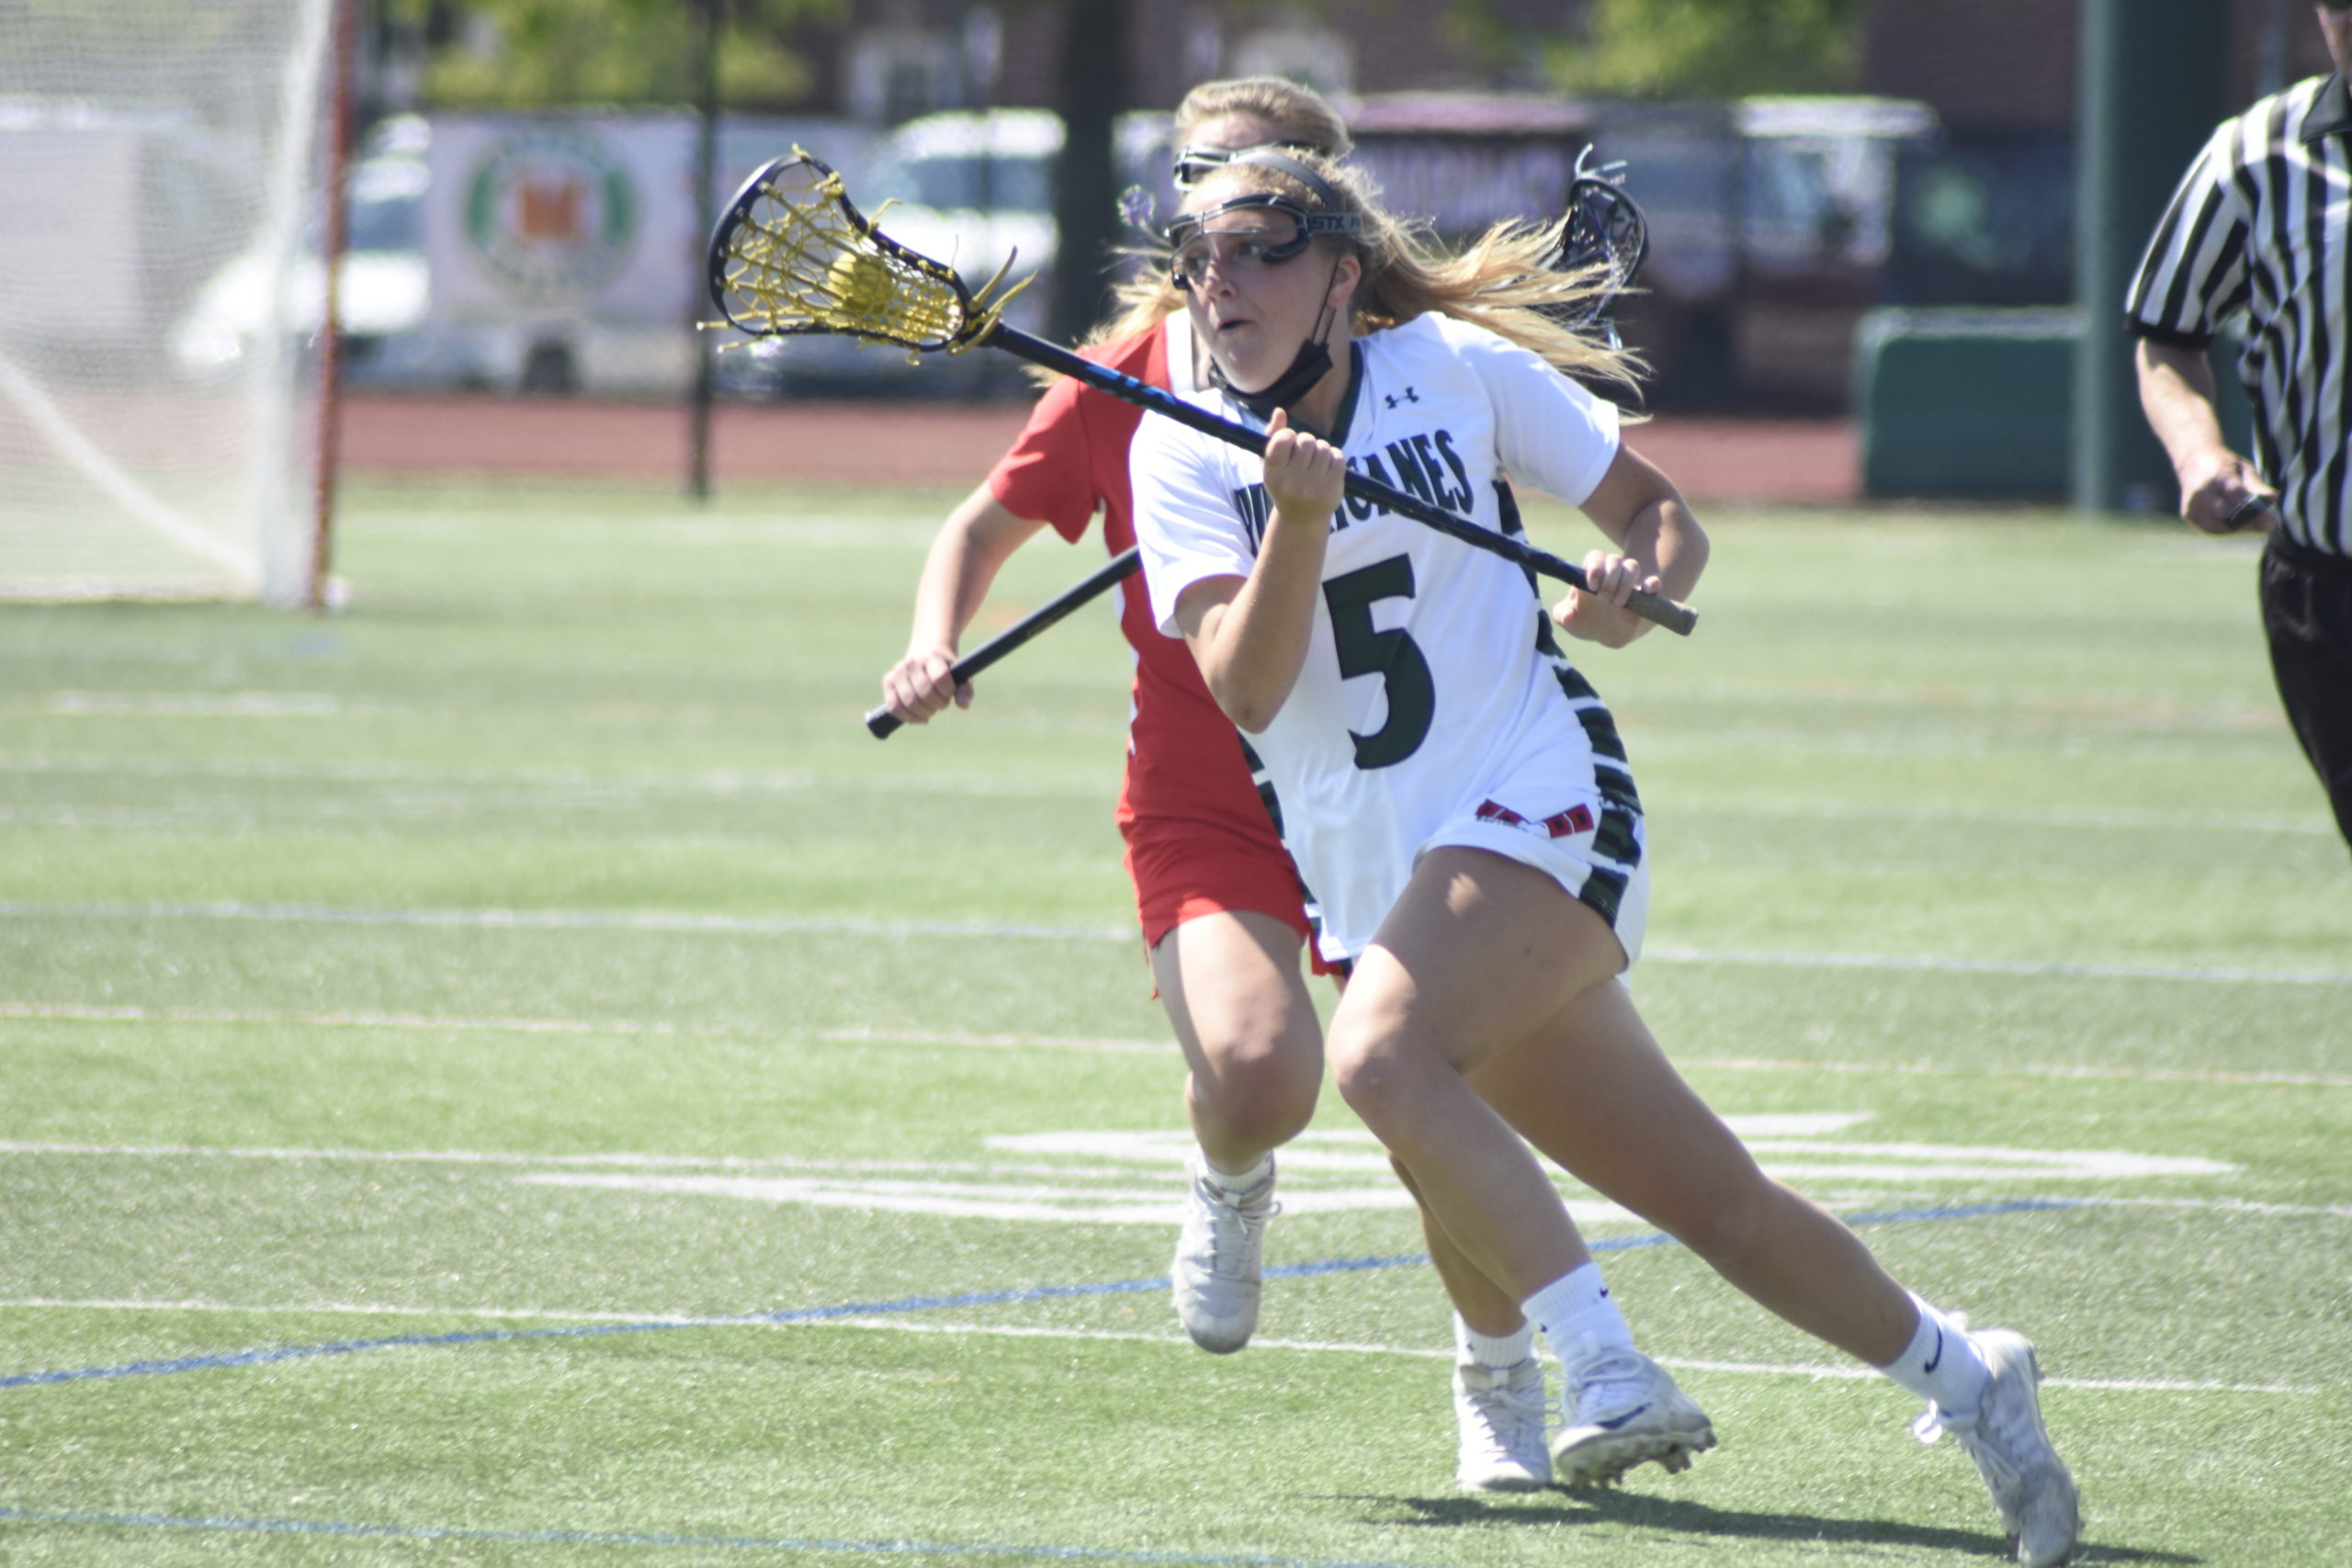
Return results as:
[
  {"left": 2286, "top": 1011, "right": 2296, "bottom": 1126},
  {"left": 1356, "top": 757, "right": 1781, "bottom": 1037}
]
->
[
  {"left": 0, "top": 1, "right": 2330, "bottom": 607},
  {"left": 311, "top": 0, "right": 2324, "bottom": 410}
]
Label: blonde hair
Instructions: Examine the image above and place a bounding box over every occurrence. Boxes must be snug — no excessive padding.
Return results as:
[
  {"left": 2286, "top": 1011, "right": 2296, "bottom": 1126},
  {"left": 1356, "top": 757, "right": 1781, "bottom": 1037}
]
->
[
  {"left": 1170, "top": 76, "right": 1351, "bottom": 158},
  {"left": 1179, "top": 151, "right": 1644, "bottom": 397},
  {"left": 1087, "top": 77, "right": 1351, "bottom": 347}
]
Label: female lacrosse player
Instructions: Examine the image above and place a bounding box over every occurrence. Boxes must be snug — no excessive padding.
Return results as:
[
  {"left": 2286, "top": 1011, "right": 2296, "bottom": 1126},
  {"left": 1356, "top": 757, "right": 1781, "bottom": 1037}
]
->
[
  {"left": 1126, "top": 149, "right": 2081, "bottom": 1567},
  {"left": 879, "top": 78, "right": 1585, "bottom": 1493}
]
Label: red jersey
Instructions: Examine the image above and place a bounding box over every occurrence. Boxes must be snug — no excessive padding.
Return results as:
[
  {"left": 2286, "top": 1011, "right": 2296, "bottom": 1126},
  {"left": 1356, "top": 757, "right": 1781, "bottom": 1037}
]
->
[{"left": 986, "top": 320, "right": 1277, "bottom": 847}]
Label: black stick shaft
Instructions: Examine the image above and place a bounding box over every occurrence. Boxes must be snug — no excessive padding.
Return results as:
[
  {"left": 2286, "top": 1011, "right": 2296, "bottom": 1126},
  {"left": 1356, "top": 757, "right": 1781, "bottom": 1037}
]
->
[
  {"left": 982, "top": 324, "right": 1697, "bottom": 637},
  {"left": 865, "top": 547, "right": 1141, "bottom": 739}
]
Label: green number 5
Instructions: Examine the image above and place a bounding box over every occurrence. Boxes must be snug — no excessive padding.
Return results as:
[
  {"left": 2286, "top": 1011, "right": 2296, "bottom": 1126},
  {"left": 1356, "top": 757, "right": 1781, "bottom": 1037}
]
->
[{"left": 1322, "top": 556, "right": 1434, "bottom": 769}]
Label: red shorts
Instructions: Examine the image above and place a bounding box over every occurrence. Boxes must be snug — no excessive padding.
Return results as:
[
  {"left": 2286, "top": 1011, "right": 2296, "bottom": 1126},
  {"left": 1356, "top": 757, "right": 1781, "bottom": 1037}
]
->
[{"left": 1121, "top": 813, "right": 1338, "bottom": 976}]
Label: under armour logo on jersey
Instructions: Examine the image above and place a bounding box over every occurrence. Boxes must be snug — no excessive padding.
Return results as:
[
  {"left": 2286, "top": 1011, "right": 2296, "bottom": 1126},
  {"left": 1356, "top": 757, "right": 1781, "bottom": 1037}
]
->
[{"left": 1384, "top": 387, "right": 1420, "bottom": 409}]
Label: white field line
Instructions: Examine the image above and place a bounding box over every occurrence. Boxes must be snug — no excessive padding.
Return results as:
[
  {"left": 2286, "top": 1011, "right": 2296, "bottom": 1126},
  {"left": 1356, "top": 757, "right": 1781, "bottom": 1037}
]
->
[
  {"left": 2064, "top": 1195, "right": 2352, "bottom": 1219},
  {"left": 0, "top": 1141, "right": 1112, "bottom": 1179},
  {"left": 5, "top": 1135, "right": 2344, "bottom": 1207},
  {"left": 6, "top": 1003, "right": 2343, "bottom": 1085},
  {"left": 815, "top": 1026, "right": 1160, "bottom": 1053},
  {"left": 0, "top": 1004, "right": 1167, "bottom": 1054},
  {"left": 0, "top": 753, "right": 819, "bottom": 793},
  {"left": 0, "top": 901, "right": 1134, "bottom": 942},
  {"left": 38, "top": 693, "right": 343, "bottom": 717},
  {"left": 0, "top": 1299, "right": 2312, "bottom": 1396},
  {"left": 355, "top": 514, "right": 952, "bottom": 547},
  {"left": 1644, "top": 944, "right": 2352, "bottom": 987},
  {"left": 1685, "top": 1055, "right": 2352, "bottom": 1089},
  {"left": 0, "top": 1002, "right": 684, "bottom": 1037},
  {"left": 1, "top": 750, "right": 2324, "bottom": 832},
  {"left": 4, "top": 899, "right": 2347, "bottom": 986},
  {"left": 1657, "top": 796, "right": 2335, "bottom": 837}
]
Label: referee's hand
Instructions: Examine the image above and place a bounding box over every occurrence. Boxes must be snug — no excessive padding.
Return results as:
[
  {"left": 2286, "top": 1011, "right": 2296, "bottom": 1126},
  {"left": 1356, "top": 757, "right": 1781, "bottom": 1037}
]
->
[{"left": 2181, "top": 453, "right": 2275, "bottom": 535}]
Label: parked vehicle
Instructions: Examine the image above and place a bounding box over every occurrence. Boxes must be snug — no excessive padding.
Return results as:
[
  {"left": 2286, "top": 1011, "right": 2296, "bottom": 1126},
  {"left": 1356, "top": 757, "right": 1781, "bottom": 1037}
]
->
[
  {"left": 1344, "top": 92, "right": 1939, "bottom": 411},
  {"left": 171, "top": 115, "right": 481, "bottom": 388},
  {"left": 721, "top": 107, "right": 1167, "bottom": 398}
]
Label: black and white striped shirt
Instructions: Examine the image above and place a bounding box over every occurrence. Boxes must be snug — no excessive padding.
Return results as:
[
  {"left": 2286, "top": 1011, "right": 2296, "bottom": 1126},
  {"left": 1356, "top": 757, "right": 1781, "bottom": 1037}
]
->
[{"left": 2127, "top": 72, "right": 2352, "bottom": 556}]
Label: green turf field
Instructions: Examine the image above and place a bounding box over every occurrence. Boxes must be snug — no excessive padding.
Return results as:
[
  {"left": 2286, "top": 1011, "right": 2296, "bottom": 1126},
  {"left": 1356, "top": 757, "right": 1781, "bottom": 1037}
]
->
[{"left": 2, "top": 479, "right": 2346, "bottom": 1566}]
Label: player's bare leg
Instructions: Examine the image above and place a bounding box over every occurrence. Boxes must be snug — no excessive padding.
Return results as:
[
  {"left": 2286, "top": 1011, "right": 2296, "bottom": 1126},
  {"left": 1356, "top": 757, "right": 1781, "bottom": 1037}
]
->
[
  {"left": 1329, "top": 847, "right": 1713, "bottom": 1487},
  {"left": 1152, "top": 909, "right": 1322, "bottom": 1352},
  {"left": 1393, "top": 1153, "right": 1555, "bottom": 1490},
  {"left": 1368, "top": 862, "right": 2075, "bottom": 1554}
]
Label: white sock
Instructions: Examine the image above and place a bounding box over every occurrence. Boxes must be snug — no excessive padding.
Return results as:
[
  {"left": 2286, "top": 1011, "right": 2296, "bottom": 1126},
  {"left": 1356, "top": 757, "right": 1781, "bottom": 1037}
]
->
[
  {"left": 1200, "top": 1150, "right": 1272, "bottom": 1195},
  {"left": 1521, "top": 1262, "right": 1635, "bottom": 1374},
  {"left": 1453, "top": 1312, "right": 1535, "bottom": 1369},
  {"left": 1878, "top": 1294, "right": 1991, "bottom": 1415}
]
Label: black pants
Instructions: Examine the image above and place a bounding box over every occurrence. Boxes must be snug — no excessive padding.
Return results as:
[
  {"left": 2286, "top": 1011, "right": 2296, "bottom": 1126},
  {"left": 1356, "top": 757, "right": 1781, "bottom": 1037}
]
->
[{"left": 2260, "top": 532, "right": 2352, "bottom": 852}]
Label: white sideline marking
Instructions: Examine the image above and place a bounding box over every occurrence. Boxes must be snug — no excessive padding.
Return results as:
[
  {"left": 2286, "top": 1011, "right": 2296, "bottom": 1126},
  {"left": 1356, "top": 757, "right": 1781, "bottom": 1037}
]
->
[
  {"left": 816, "top": 1027, "right": 1160, "bottom": 1054},
  {"left": 514, "top": 1170, "right": 1638, "bottom": 1227},
  {"left": 40, "top": 693, "right": 342, "bottom": 717},
  {"left": 0, "top": 1002, "right": 683, "bottom": 1036},
  {"left": 8, "top": 1001, "right": 2346, "bottom": 1084},
  {"left": 0, "top": 1126, "right": 2240, "bottom": 1227},
  {"left": 0, "top": 1140, "right": 2295, "bottom": 1194},
  {"left": 3, "top": 899, "right": 2344, "bottom": 985},
  {"left": 1690, "top": 1056, "right": 2352, "bottom": 1089},
  {"left": 0, "top": 1300, "right": 2312, "bottom": 1396},
  {"left": 2074, "top": 1195, "right": 2352, "bottom": 1220},
  {"left": 0, "top": 752, "right": 1084, "bottom": 803},
  {"left": 0, "top": 1297, "right": 724, "bottom": 1326},
  {"left": 1659, "top": 796, "right": 2335, "bottom": 837},
  {"left": 0, "top": 753, "right": 816, "bottom": 791},
  {"left": 0, "top": 1005, "right": 1168, "bottom": 1054},
  {"left": 0, "top": 901, "right": 1133, "bottom": 942},
  {"left": 1645, "top": 944, "right": 2352, "bottom": 987},
  {"left": 1, "top": 750, "right": 2324, "bottom": 831},
  {"left": 0, "top": 1141, "right": 1091, "bottom": 1178},
  {"left": 517, "top": 1116, "right": 2228, "bottom": 1224}
]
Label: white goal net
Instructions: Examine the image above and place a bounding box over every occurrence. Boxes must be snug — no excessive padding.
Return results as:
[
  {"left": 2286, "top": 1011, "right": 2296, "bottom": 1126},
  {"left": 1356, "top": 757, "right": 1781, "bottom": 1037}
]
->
[{"left": 0, "top": 0, "right": 339, "bottom": 604}]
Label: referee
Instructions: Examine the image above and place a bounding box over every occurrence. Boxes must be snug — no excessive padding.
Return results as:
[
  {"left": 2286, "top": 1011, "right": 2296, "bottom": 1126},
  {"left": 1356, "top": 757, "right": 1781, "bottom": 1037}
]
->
[{"left": 2129, "top": 2, "right": 2352, "bottom": 854}]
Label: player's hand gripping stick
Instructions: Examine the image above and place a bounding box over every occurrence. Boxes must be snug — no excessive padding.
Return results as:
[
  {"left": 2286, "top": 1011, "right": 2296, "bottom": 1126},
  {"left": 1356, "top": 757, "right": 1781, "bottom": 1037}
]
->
[{"left": 865, "top": 548, "right": 1140, "bottom": 739}]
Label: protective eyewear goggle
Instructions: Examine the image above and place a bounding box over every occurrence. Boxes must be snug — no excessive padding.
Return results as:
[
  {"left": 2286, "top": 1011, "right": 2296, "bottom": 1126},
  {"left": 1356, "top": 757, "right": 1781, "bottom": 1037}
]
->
[
  {"left": 1171, "top": 141, "right": 1317, "bottom": 189},
  {"left": 1164, "top": 194, "right": 1360, "bottom": 291}
]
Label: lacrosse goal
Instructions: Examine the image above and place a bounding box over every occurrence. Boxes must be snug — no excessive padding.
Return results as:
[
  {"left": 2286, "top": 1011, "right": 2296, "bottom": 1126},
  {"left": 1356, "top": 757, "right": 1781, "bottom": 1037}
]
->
[{"left": 0, "top": 0, "right": 350, "bottom": 605}]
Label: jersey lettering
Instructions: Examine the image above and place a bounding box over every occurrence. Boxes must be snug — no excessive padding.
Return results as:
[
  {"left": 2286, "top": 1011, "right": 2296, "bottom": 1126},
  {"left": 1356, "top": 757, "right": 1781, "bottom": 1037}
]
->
[
  {"left": 1231, "top": 483, "right": 1272, "bottom": 553},
  {"left": 1232, "top": 424, "right": 1479, "bottom": 547}
]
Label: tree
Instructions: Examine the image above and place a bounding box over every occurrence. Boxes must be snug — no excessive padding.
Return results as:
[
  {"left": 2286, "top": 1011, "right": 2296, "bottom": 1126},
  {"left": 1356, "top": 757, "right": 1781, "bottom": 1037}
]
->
[
  {"left": 1549, "top": 0, "right": 1871, "bottom": 99},
  {"left": 404, "top": 0, "right": 842, "bottom": 111}
]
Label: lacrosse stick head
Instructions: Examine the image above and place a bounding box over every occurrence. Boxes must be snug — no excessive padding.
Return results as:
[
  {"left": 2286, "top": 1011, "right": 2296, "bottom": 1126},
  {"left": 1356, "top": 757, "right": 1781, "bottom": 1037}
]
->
[
  {"left": 706, "top": 152, "right": 1027, "bottom": 354},
  {"left": 1544, "top": 155, "right": 1650, "bottom": 333}
]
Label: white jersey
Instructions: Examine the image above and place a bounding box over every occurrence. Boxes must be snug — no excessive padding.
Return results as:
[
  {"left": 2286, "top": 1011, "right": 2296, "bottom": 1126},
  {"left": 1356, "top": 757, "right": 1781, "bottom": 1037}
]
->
[{"left": 1131, "top": 311, "right": 1641, "bottom": 962}]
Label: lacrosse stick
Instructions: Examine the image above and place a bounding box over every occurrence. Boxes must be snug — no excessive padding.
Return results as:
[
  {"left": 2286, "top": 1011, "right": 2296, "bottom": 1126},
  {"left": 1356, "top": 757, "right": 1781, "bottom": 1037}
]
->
[
  {"left": 865, "top": 547, "right": 1140, "bottom": 739},
  {"left": 1544, "top": 146, "right": 1650, "bottom": 339},
  {"left": 708, "top": 153, "right": 1697, "bottom": 644}
]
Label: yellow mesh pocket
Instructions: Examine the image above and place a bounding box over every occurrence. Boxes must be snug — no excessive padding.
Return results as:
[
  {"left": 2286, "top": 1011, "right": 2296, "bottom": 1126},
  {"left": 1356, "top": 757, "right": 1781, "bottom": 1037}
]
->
[{"left": 710, "top": 154, "right": 1025, "bottom": 354}]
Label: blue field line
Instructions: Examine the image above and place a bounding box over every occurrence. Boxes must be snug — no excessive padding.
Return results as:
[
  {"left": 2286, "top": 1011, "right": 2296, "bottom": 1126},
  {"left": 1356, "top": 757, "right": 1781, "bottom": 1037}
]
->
[
  {"left": 0, "top": 1504, "right": 1441, "bottom": 1568},
  {"left": 0, "top": 1198, "right": 2081, "bottom": 1393}
]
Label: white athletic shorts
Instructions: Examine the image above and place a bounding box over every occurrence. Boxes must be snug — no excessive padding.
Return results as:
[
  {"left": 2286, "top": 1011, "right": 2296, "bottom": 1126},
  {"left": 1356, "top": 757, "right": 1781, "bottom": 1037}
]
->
[{"left": 1415, "top": 748, "right": 1650, "bottom": 973}]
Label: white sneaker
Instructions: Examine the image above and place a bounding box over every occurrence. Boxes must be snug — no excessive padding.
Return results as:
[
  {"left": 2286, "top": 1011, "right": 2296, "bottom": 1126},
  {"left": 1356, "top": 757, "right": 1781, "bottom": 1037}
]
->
[
  {"left": 1170, "top": 1156, "right": 1275, "bottom": 1354},
  {"left": 1914, "top": 1328, "right": 2080, "bottom": 1568},
  {"left": 1454, "top": 1358, "right": 1552, "bottom": 1492},
  {"left": 1551, "top": 1347, "right": 1716, "bottom": 1490}
]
